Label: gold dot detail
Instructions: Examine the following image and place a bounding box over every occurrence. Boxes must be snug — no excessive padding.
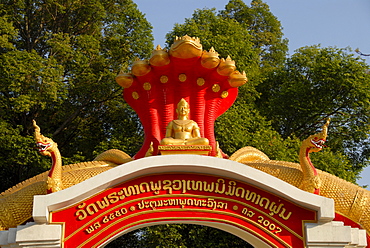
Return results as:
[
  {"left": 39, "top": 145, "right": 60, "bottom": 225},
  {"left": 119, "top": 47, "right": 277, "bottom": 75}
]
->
[
  {"left": 197, "top": 78, "right": 205, "bottom": 86},
  {"left": 160, "top": 75, "right": 168, "bottom": 83},
  {"left": 143, "top": 82, "right": 151, "bottom": 90},
  {"left": 233, "top": 205, "right": 238, "bottom": 211},
  {"left": 221, "top": 91, "right": 229, "bottom": 99},
  {"left": 132, "top": 92, "right": 139, "bottom": 99},
  {"left": 212, "top": 84, "right": 220, "bottom": 92},
  {"left": 179, "top": 73, "right": 187, "bottom": 82}
]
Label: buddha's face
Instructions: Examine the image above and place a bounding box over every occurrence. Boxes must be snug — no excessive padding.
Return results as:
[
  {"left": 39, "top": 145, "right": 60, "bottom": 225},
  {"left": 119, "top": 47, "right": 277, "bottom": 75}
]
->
[{"left": 177, "top": 99, "right": 189, "bottom": 117}]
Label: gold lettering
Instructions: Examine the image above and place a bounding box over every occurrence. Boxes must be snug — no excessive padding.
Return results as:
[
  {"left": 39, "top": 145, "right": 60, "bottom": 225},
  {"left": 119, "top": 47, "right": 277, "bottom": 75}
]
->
[
  {"left": 181, "top": 180, "right": 187, "bottom": 193},
  {"left": 86, "top": 203, "right": 99, "bottom": 215},
  {"left": 203, "top": 181, "right": 214, "bottom": 192},
  {"left": 163, "top": 180, "right": 173, "bottom": 194},
  {"left": 235, "top": 187, "right": 245, "bottom": 198},
  {"left": 225, "top": 181, "right": 236, "bottom": 196},
  {"left": 278, "top": 208, "right": 292, "bottom": 220},
  {"left": 259, "top": 197, "right": 270, "bottom": 209},
  {"left": 179, "top": 199, "right": 187, "bottom": 208},
  {"left": 172, "top": 180, "right": 181, "bottom": 191},
  {"left": 150, "top": 181, "right": 161, "bottom": 194},
  {"left": 140, "top": 182, "right": 150, "bottom": 193},
  {"left": 215, "top": 179, "right": 226, "bottom": 194},
  {"left": 108, "top": 192, "right": 119, "bottom": 204},
  {"left": 96, "top": 197, "right": 110, "bottom": 210},
  {"left": 76, "top": 203, "right": 87, "bottom": 220},
  {"left": 207, "top": 198, "right": 216, "bottom": 210},
  {"left": 85, "top": 225, "right": 95, "bottom": 234},
  {"left": 138, "top": 200, "right": 145, "bottom": 210},
  {"left": 191, "top": 180, "right": 202, "bottom": 191},
  {"left": 268, "top": 202, "right": 284, "bottom": 216}
]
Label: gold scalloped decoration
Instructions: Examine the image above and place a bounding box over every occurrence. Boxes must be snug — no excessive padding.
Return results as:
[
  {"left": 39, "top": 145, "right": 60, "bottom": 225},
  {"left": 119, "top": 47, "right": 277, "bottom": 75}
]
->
[
  {"left": 149, "top": 45, "right": 170, "bottom": 67},
  {"left": 201, "top": 47, "right": 220, "bottom": 69},
  {"left": 169, "top": 35, "right": 203, "bottom": 59},
  {"left": 115, "top": 73, "right": 134, "bottom": 88},
  {"left": 217, "top": 56, "right": 236, "bottom": 76},
  {"left": 221, "top": 91, "right": 229, "bottom": 99},
  {"left": 160, "top": 75, "right": 168, "bottom": 83},
  {"left": 131, "top": 58, "right": 151, "bottom": 76},
  {"left": 228, "top": 71, "right": 248, "bottom": 87},
  {"left": 143, "top": 82, "right": 151, "bottom": 90},
  {"left": 132, "top": 92, "right": 139, "bottom": 99},
  {"left": 179, "top": 74, "right": 187, "bottom": 82},
  {"left": 212, "top": 84, "right": 220, "bottom": 92},
  {"left": 197, "top": 78, "right": 205, "bottom": 86}
]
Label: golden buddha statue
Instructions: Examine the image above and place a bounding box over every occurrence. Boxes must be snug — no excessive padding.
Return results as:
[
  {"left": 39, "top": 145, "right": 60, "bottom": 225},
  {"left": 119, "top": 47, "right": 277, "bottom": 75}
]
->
[{"left": 160, "top": 99, "right": 209, "bottom": 146}]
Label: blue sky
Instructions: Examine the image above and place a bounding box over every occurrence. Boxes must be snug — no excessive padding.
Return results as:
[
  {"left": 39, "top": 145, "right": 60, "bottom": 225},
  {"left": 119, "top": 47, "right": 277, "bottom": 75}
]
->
[{"left": 134, "top": 0, "right": 370, "bottom": 186}]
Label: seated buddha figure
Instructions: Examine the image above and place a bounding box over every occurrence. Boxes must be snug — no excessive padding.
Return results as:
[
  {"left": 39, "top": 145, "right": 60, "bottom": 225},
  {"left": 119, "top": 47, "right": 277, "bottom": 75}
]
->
[{"left": 160, "top": 99, "right": 209, "bottom": 146}]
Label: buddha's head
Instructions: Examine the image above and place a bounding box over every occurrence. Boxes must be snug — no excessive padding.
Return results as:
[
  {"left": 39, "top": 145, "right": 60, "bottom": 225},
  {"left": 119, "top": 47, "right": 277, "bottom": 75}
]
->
[{"left": 176, "top": 98, "right": 190, "bottom": 118}]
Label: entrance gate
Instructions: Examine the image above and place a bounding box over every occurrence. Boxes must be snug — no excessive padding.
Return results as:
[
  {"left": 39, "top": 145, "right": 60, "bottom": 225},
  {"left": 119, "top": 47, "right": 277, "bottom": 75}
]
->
[{"left": 1, "top": 155, "right": 365, "bottom": 247}]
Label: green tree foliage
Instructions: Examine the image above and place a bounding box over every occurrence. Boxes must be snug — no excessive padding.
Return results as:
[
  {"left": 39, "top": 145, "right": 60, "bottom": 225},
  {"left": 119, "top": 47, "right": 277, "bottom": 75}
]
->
[
  {"left": 0, "top": 0, "right": 153, "bottom": 192},
  {"left": 257, "top": 45, "right": 370, "bottom": 180},
  {"left": 220, "top": 0, "right": 288, "bottom": 72},
  {"left": 105, "top": 224, "right": 253, "bottom": 248}
]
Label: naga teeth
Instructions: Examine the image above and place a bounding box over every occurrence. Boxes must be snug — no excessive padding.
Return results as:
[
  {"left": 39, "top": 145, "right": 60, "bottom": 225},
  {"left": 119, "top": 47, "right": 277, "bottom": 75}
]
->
[
  {"left": 311, "top": 139, "right": 325, "bottom": 148},
  {"left": 36, "top": 142, "right": 51, "bottom": 151}
]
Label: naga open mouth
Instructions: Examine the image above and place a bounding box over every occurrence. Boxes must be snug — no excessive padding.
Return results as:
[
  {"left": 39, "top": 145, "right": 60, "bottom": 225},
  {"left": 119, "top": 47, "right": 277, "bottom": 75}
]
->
[
  {"left": 310, "top": 139, "right": 325, "bottom": 149},
  {"left": 36, "top": 142, "right": 51, "bottom": 152}
]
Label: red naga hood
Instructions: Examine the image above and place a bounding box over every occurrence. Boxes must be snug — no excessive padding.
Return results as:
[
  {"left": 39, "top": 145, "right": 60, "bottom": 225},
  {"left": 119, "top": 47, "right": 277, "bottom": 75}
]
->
[{"left": 116, "top": 36, "right": 247, "bottom": 159}]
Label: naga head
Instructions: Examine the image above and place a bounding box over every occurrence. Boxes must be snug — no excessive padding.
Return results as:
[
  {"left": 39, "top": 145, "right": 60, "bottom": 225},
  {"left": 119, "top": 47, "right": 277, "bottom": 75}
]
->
[
  {"left": 33, "top": 120, "right": 56, "bottom": 157},
  {"left": 304, "top": 118, "right": 330, "bottom": 153}
]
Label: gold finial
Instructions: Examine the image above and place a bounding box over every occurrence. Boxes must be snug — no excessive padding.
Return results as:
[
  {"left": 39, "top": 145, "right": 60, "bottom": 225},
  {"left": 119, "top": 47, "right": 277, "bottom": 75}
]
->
[
  {"left": 228, "top": 71, "right": 248, "bottom": 87},
  {"left": 131, "top": 59, "right": 151, "bottom": 76},
  {"left": 150, "top": 45, "right": 170, "bottom": 67},
  {"left": 116, "top": 72, "right": 134, "bottom": 88},
  {"left": 217, "top": 56, "right": 236, "bottom": 76},
  {"left": 169, "top": 35, "right": 202, "bottom": 59},
  {"left": 201, "top": 47, "right": 220, "bottom": 69}
]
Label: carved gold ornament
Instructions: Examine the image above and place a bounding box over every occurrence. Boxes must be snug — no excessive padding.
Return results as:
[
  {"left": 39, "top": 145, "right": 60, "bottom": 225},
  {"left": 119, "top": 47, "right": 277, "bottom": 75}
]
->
[
  {"left": 143, "top": 82, "right": 151, "bottom": 91},
  {"left": 197, "top": 78, "right": 205, "bottom": 86},
  {"left": 132, "top": 92, "right": 139, "bottom": 99},
  {"left": 179, "top": 74, "right": 187, "bottom": 82},
  {"left": 160, "top": 75, "right": 168, "bottom": 83},
  {"left": 212, "top": 84, "right": 220, "bottom": 92}
]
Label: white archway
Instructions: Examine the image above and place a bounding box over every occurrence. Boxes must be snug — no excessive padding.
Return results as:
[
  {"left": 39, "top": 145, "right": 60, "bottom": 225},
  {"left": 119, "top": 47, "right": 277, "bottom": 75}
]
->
[{"left": 0, "top": 155, "right": 366, "bottom": 247}]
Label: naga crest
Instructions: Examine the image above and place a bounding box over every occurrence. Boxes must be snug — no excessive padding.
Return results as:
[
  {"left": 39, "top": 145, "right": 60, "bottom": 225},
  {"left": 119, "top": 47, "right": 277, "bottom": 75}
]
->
[
  {"left": 303, "top": 118, "right": 330, "bottom": 153},
  {"left": 33, "top": 120, "right": 56, "bottom": 157},
  {"left": 116, "top": 35, "right": 248, "bottom": 158}
]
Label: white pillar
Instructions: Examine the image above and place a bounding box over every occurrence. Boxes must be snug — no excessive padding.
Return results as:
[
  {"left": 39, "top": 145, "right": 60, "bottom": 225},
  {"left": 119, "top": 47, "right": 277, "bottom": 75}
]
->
[
  {"left": 0, "top": 222, "right": 62, "bottom": 248},
  {"left": 306, "top": 221, "right": 367, "bottom": 248}
]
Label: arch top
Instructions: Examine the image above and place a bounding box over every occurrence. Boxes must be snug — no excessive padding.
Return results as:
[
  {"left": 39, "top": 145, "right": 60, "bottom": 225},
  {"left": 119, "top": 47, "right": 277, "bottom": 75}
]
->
[
  {"left": 34, "top": 155, "right": 334, "bottom": 223},
  {"left": 31, "top": 155, "right": 337, "bottom": 248}
]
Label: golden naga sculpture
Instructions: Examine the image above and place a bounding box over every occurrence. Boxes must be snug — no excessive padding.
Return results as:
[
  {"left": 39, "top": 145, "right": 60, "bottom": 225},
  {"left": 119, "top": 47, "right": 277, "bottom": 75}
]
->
[
  {"left": 33, "top": 120, "right": 63, "bottom": 193},
  {"left": 0, "top": 122, "right": 132, "bottom": 230},
  {"left": 160, "top": 99, "right": 209, "bottom": 146},
  {"left": 230, "top": 119, "right": 370, "bottom": 236}
]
